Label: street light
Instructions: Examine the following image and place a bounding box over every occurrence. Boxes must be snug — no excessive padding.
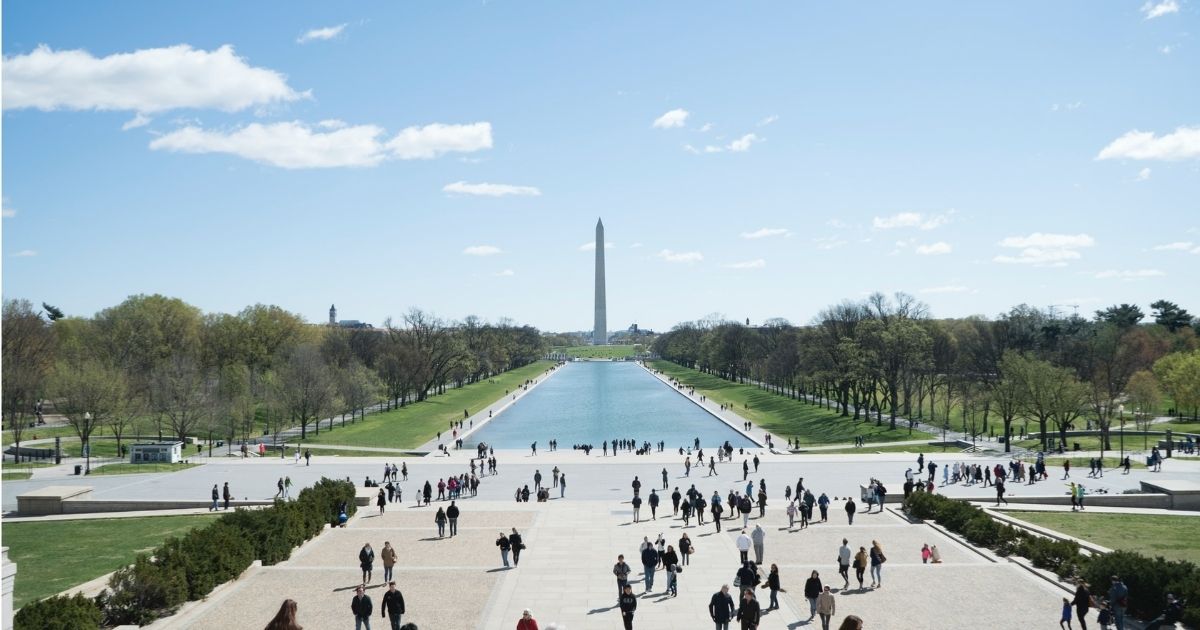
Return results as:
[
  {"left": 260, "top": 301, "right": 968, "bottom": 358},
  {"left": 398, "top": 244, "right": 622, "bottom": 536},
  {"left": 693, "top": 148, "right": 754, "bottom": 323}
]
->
[
  {"left": 83, "top": 412, "right": 93, "bottom": 475},
  {"left": 1118, "top": 404, "right": 1125, "bottom": 464}
]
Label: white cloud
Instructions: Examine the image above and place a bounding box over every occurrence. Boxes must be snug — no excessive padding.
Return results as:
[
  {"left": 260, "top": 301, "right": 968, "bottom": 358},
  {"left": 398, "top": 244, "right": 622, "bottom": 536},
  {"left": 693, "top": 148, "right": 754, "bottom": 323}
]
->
[
  {"left": 121, "top": 112, "right": 151, "bottom": 130},
  {"left": 1152, "top": 241, "right": 1200, "bottom": 254},
  {"left": 919, "top": 285, "right": 970, "bottom": 294},
  {"left": 724, "top": 259, "right": 766, "bottom": 269},
  {"left": 1096, "top": 126, "right": 1200, "bottom": 161},
  {"left": 463, "top": 245, "right": 502, "bottom": 256},
  {"left": 826, "top": 219, "right": 850, "bottom": 229},
  {"left": 1142, "top": 0, "right": 1179, "bottom": 19},
  {"left": 2, "top": 44, "right": 304, "bottom": 113},
  {"left": 1136, "top": 167, "right": 1152, "bottom": 181},
  {"left": 9, "top": 250, "right": 37, "bottom": 257},
  {"left": 915, "top": 241, "right": 953, "bottom": 255},
  {"left": 1094, "top": 269, "right": 1166, "bottom": 279},
  {"left": 758, "top": 115, "right": 779, "bottom": 127},
  {"left": 698, "top": 123, "right": 713, "bottom": 133},
  {"left": 297, "top": 24, "right": 348, "bottom": 43},
  {"left": 657, "top": 249, "right": 703, "bottom": 263},
  {"left": 740, "top": 227, "right": 790, "bottom": 239},
  {"left": 872, "top": 210, "right": 953, "bottom": 230},
  {"left": 813, "top": 237, "right": 848, "bottom": 250},
  {"left": 493, "top": 269, "right": 515, "bottom": 277},
  {"left": 727, "top": 133, "right": 761, "bottom": 152},
  {"left": 629, "top": 243, "right": 643, "bottom": 249},
  {"left": 443, "top": 181, "right": 541, "bottom": 197},
  {"left": 2, "top": 198, "right": 15, "bottom": 218},
  {"left": 318, "top": 119, "right": 347, "bottom": 129},
  {"left": 1051, "top": 102, "right": 1083, "bottom": 112},
  {"left": 1160, "top": 45, "right": 1174, "bottom": 54},
  {"left": 149, "top": 120, "right": 491, "bottom": 168},
  {"left": 994, "top": 232, "right": 1095, "bottom": 266},
  {"left": 386, "top": 122, "right": 493, "bottom": 159},
  {"left": 579, "top": 242, "right": 615, "bottom": 251},
  {"left": 652, "top": 108, "right": 689, "bottom": 129}
]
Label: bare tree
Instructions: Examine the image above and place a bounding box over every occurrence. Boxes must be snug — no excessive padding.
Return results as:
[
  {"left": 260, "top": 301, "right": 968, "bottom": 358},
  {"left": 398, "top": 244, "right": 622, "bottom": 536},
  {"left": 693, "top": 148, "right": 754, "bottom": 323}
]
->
[
  {"left": 277, "top": 344, "right": 336, "bottom": 439},
  {"left": 53, "top": 359, "right": 126, "bottom": 473},
  {"left": 2, "top": 299, "right": 55, "bottom": 462},
  {"left": 150, "top": 355, "right": 212, "bottom": 443}
]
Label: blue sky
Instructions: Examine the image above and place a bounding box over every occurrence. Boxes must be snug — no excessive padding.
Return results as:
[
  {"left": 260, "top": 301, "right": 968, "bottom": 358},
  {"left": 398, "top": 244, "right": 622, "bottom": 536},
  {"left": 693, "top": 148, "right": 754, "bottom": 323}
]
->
[{"left": 2, "top": 1, "right": 1197, "bottom": 332}]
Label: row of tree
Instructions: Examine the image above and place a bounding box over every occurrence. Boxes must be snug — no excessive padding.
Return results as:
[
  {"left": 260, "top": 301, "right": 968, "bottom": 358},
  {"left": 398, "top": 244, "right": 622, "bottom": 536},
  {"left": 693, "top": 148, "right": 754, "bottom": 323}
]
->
[
  {"left": 653, "top": 294, "right": 1200, "bottom": 451},
  {"left": 2, "top": 296, "right": 547, "bottom": 463}
]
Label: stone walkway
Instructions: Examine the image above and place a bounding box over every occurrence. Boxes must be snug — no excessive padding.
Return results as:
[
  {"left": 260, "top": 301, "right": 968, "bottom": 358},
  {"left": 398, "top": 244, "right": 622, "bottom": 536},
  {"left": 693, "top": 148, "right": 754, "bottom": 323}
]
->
[{"left": 168, "top": 496, "right": 1071, "bottom": 630}]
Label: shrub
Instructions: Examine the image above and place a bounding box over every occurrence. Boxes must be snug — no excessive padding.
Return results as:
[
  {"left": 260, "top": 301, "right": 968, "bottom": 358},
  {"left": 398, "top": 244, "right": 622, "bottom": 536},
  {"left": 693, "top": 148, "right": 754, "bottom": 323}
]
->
[
  {"left": 156, "top": 520, "right": 256, "bottom": 599},
  {"left": 1082, "top": 550, "right": 1199, "bottom": 623},
  {"left": 14, "top": 593, "right": 102, "bottom": 630},
  {"left": 100, "top": 555, "right": 189, "bottom": 626}
]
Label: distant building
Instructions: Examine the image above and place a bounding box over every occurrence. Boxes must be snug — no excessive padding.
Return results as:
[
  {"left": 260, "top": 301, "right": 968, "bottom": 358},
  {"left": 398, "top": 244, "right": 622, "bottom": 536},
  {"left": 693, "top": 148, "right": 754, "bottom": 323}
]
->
[
  {"left": 326, "top": 304, "right": 373, "bottom": 329},
  {"left": 329, "top": 304, "right": 337, "bottom": 325},
  {"left": 130, "top": 441, "right": 183, "bottom": 464}
]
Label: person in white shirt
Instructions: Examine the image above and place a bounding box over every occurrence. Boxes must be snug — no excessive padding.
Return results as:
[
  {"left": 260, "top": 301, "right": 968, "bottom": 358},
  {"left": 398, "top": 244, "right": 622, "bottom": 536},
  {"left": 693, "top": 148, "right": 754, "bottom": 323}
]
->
[
  {"left": 736, "top": 530, "right": 752, "bottom": 565},
  {"left": 837, "top": 539, "right": 852, "bottom": 589}
]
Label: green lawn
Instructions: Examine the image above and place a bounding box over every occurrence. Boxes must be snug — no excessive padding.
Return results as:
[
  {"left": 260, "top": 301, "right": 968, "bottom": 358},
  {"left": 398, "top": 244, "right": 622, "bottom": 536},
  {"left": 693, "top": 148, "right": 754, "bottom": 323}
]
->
[
  {"left": 2, "top": 425, "right": 79, "bottom": 445},
  {"left": 556, "top": 344, "right": 642, "bottom": 359},
  {"left": 1000, "top": 511, "right": 1200, "bottom": 564},
  {"left": 798, "top": 443, "right": 944, "bottom": 455},
  {"left": 298, "top": 447, "right": 424, "bottom": 458},
  {"left": 88, "top": 462, "right": 200, "bottom": 476},
  {"left": 5, "top": 514, "right": 219, "bottom": 607},
  {"left": 1041, "top": 455, "right": 1146, "bottom": 469},
  {"left": 297, "top": 361, "right": 554, "bottom": 449},
  {"left": 650, "top": 361, "right": 933, "bottom": 444},
  {"left": 2, "top": 472, "right": 32, "bottom": 481}
]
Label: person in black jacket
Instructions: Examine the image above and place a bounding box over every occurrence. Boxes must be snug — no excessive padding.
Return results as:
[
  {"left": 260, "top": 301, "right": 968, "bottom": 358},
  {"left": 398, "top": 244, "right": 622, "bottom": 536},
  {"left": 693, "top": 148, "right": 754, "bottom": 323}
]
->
[
  {"left": 446, "top": 501, "right": 460, "bottom": 536},
  {"left": 222, "top": 482, "right": 231, "bottom": 510},
  {"left": 737, "top": 588, "right": 761, "bottom": 630},
  {"left": 496, "top": 531, "right": 512, "bottom": 568},
  {"left": 351, "top": 585, "right": 373, "bottom": 630},
  {"left": 619, "top": 584, "right": 638, "bottom": 630},
  {"left": 736, "top": 562, "right": 761, "bottom": 592},
  {"left": 648, "top": 490, "right": 660, "bottom": 520},
  {"left": 641, "top": 544, "right": 659, "bottom": 592},
  {"left": 844, "top": 497, "right": 856, "bottom": 525},
  {"left": 381, "top": 582, "right": 405, "bottom": 630},
  {"left": 509, "top": 528, "right": 524, "bottom": 566},
  {"left": 710, "top": 584, "right": 736, "bottom": 629}
]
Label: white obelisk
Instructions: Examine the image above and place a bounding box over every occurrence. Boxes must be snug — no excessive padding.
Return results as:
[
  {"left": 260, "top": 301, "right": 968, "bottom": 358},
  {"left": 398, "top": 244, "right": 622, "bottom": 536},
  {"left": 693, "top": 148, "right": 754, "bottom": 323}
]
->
[{"left": 593, "top": 218, "right": 607, "bottom": 345}]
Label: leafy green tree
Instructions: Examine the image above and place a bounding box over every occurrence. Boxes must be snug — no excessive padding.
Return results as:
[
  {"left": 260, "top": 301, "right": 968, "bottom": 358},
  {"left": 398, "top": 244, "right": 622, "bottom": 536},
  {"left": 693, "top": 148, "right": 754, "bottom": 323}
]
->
[
  {"left": 1095, "top": 303, "right": 1145, "bottom": 329},
  {"left": 53, "top": 359, "right": 126, "bottom": 473},
  {"left": 1126, "top": 370, "right": 1162, "bottom": 448},
  {"left": 1154, "top": 350, "right": 1200, "bottom": 420},
  {"left": 2, "top": 299, "right": 55, "bottom": 462},
  {"left": 1150, "top": 300, "right": 1193, "bottom": 332}
]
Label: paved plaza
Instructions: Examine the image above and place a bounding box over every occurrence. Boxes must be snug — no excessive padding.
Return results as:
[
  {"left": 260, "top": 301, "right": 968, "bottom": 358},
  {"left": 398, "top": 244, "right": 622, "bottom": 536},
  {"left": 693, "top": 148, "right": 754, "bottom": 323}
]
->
[{"left": 9, "top": 447, "right": 1172, "bottom": 629}]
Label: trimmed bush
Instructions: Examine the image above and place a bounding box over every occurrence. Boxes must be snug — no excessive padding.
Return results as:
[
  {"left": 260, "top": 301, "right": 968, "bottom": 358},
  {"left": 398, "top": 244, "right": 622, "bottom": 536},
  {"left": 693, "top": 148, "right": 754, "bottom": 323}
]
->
[
  {"left": 100, "top": 555, "right": 188, "bottom": 626},
  {"left": 14, "top": 593, "right": 102, "bottom": 630},
  {"left": 904, "top": 492, "right": 1197, "bottom": 624}
]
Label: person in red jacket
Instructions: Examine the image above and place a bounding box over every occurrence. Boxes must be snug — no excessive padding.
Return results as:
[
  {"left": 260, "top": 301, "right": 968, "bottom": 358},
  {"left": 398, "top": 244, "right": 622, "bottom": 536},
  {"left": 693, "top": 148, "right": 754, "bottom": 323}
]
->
[{"left": 516, "top": 608, "right": 539, "bottom": 630}]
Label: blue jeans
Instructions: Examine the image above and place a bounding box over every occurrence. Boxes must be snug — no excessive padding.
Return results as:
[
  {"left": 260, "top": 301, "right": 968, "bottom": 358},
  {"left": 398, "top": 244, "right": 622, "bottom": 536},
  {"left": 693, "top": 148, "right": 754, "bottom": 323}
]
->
[
  {"left": 449, "top": 519, "right": 458, "bottom": 536},
  {"left": 501, "top": 549, "right": 509, "bottom": 567},
  {"left": 355, "top": 616, "right": 372, "bottom": 630},
  {"left": 714, "top": 622, "right": 729, "bottom": 630},
  {"left": 644, "top": 566, "right": 655, "bottom": 590},
  {"left": 386, "top": 615, "right": 401, "bottom": 630},
  {"left": 807, "top": 596, "right": 816, "bottom": 616},
  {"left": 871, "top": 564, "right": 882, "bottom": 585},
  {"left": 437, "top": 523, "right": 445, "bottom": 537}
]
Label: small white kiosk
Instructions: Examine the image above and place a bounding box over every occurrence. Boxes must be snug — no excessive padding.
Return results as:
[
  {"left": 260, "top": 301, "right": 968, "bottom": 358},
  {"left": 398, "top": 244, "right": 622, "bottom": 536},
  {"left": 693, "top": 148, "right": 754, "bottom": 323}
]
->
[{"left": 129, "top": 441, "right": 184, "bottom": 464}]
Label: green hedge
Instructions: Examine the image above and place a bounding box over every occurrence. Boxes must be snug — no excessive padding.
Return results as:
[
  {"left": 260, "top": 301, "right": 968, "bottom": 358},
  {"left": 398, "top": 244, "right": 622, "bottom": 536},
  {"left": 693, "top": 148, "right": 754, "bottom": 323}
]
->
[
  {"left": 18, "top": 478, "right": 356, "bottom": 629},
  {"left": 13, "top": 593, "right": 102, "bottom": 630},
  {"left": 904, "top": 492, "right": 1197, "bottom": 626}
]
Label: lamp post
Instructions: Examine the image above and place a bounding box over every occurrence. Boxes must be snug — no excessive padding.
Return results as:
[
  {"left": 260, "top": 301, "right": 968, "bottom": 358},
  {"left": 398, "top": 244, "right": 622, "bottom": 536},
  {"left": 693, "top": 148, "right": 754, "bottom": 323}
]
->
[
  {"left": 83, "top": 412, "right": 92, "bottom": 475},
  {"left": 1118, "top": 404, "right": 1125, "bottom": 463}
]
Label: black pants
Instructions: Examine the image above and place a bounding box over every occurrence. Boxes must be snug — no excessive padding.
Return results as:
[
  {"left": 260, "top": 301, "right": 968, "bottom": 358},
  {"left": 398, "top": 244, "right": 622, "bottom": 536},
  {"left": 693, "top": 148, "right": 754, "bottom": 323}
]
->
[
  {"left": 622, "top": 612, "right": 634, "bottom": 630},
  {"left": 512, "top": 548, "right": 521, "bottom": 565}
]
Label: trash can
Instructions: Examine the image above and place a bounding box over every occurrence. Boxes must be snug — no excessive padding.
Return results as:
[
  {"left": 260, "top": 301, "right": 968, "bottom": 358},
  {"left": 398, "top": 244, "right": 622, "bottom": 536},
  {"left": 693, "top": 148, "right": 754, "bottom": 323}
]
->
[
  {"left": 1073, "top": 442, "right": 1081, "bottom": 451},
  {"left": 74, "top": 464, "right": 82, "bottom": 475}
]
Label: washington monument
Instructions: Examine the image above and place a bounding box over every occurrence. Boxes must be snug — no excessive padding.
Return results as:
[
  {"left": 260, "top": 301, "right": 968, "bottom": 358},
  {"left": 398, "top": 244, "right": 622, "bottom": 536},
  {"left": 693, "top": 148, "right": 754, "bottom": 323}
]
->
[{"left": 593, "top": 218, "right": 607, "bottom": 345}]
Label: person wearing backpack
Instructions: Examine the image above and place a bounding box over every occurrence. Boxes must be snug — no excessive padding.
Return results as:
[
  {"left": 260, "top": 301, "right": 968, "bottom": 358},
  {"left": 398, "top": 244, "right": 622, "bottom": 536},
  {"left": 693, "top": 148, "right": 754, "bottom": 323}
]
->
[{"left": 869, "top": 540, "right": 886, "bottom": 588}]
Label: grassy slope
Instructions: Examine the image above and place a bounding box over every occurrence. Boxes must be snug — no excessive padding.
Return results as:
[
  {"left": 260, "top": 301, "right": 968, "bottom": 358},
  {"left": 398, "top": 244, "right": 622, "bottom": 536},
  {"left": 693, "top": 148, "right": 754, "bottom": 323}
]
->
[
  {"left": 1002, "top": 511, "right": 1200, "bottom": 564},
  {"left": 556, "top": 345, "right": 641, "bottom": 359},
  {"left": 89, "top": 462, "right": 200, "bottom": 476},
  {"left": 5, "top": 515, "right": 219, "bottom": 607},
  {"left": 2, "top": 472, "right": 32, "bottom": 481},
  {"left": 297, "top": 361, "right": 554, "bottom": 449},
  {"left": 650, "top": 361, "right": 932, "bottom": 444}
]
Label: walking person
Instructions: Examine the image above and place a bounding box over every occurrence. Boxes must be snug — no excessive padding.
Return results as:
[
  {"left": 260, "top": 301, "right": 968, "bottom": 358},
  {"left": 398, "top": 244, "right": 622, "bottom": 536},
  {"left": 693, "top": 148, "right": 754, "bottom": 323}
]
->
[
  {"left": 210, "top": 484, "right": 219, "bottom": 511},
  {"left": 223, "top": 481, "right": 232, "bottom": 510},
  {"left": 869, "top": 540, "right": 885, "bottom": 588},
  {"left": 275, "top": 477, "right": 284, "bottom": 499},
  {"left": 751, "top": 524, "right": 765, "bottom": 565},
  {"left": 613, "top": 554, "right": 632, "bottom": 602},
  {"left": 662, "top": 545, "right": 680, "bottom": 597},
  {"left": 377, "top": 489, "right": 386, "bottom": 515},
  {"left": 996, "top": 478, "right": 1009, "bottom": 506},
  {"left": 381, "top": 582, "right": 405, "bottom": 630},
  {"left": 679, "top": 533, "right": 692, "bottom": 566},
  {"left": 359, "top": 543, "right": 375, "bottom": 585},
  {"left": 1107, "top": 576, "right": 1129, "bottom": 630},
  {"left": 559, "top": 472, "right": 566, "bottom": 498},
  {"left": 662, "top": 467, "right": 669, "bottom": 489},
  {"left": 619, "top": 584, "right": 637, "bottom": 630},
  {"left": 509, "top": 528, "right": 524, "bottom": 566},
  {"left": 447, "top": 501, "right": 460, "bottom": 536},
  {"left": 710, "top": 584, "right": 736, "bottom": 630},
  {"left": 737, "top": 588, "right": 761, "bottom": 630},
  {"left": 284, "top": 476, "right": 292, "bottom": 499},
  {"left": 804, "top": 570, "right": 823, "bottom": 619},
  {"left": 736, "top": 529, "right": 752, "bottom": 565},
  {"left": 649, "top": 489, "right": 660, "bottom": 520},
  {"left": 762, "top": 564, "right": 785, "bottom": 611},
  {"left": 351, "top": 585, "right": 373, "bottom": 630},
  {"left": 641, "top": 541, "right": 659, "bottom": 592},
  {"left": 837, "top": 539, "right": 852, "bottom": 589},
  {"left": 435, "top": 506, "right": 447, "bottom": 538},
  {"left": 265, "top": 598, "right": 301, "bottom": 630},
  {"left": 844, "top": 497, "right": 856, "bottom": 525},
  {"left": 632, "top": 494, "right": 642, "bottom": 522},
  {"left": 497, "top": 531, "right": 512, "bottom": 567},
  {"left": 380, "top": 541, "right": 397, "bottom": 582},
  {"left": 1074, "top": 582, "right": 1093, "bottom": 630},
  {"left": 853, "top": 547, "right": 868, "bottom": 589},
  {"left": 517, "top": 608, "right": 539, "bottom": 630},
  {"left": 816, "top": 586, "right": 836, "bottom": 630}
]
